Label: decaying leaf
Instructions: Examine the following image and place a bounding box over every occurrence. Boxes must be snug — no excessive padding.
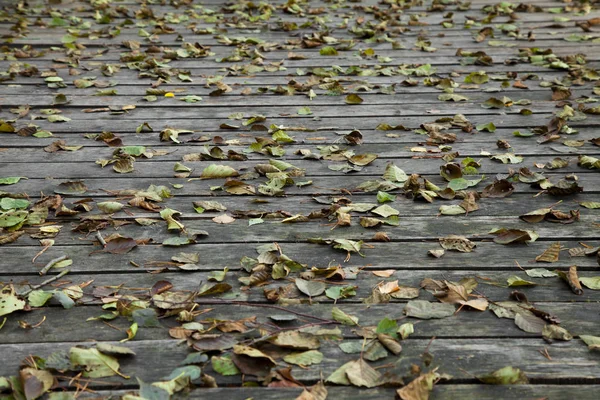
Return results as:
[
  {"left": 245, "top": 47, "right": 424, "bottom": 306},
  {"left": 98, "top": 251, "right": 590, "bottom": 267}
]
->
[
  {"left": 439, "top": 235, "right": 476, "bottom": 252},
  {"left": 397, "top": 370, "right": 440, "bottom": 400},
  {"left": 535, "top": 242, "right": 561, "bottom": 263},
  {"left": 489, "top": 228, "right": 538, "bottom": 245}
]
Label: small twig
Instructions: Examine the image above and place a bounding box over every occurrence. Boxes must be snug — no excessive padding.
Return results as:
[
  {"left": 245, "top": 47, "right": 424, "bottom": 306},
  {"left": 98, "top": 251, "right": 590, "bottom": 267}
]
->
[
  {"left": 32, "top": 241, "right": 53, "bottom": 263},
  {"left": 424, "top": 336, "right": 436, "bottom": 354},
  {"left": 22, "top": 269, "right": 70, "bottom": 296},
  {"left": 515, "top": 260, "right": 525, "bottom": 271},
  {"left": 539, "top": 347, "right": 552, "bottom": 360},
  {"left": 39, "top": 255, "right": 68, "bottom": 276}
]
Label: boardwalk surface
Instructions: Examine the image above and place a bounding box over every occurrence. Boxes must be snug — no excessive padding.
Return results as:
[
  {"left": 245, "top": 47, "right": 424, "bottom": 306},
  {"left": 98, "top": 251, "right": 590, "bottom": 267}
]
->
[{"left": 1, "top": 0, "right": 600, "bottom": 398}]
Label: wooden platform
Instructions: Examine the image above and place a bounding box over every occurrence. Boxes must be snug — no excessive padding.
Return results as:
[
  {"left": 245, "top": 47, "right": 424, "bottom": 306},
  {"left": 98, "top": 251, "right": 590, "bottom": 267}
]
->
[{"left": 1, "top": 0, "right": 599, "bottom": 398}]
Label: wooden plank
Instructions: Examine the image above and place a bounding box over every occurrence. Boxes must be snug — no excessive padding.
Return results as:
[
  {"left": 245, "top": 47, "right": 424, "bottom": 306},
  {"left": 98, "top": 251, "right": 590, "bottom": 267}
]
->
[
  {"left": 0, "top": 81, "right": 592, "bottom": 97},
  {"left": 1, "top": 143, "right": 598, "bottom": 164},
  {"left": 46, "top": 386, "right": 600, "bottom": 400},
  {"left": 0, "top": 157, "right": 597, "bottom": 178},
  {"left": 0, "top": 338, "right": 598, "bottom": 385},
  {"left": 0, "top": 103, "right": 566, "bottom": 121},
  {"left": 7, "top": 267, "right": 600, "bottom": 304},
  {"left": 0, "top": 72, "right": 585, "bottom": 89},
  {"left": 2, "top": 114, "right": 595, "bottom": 134},
  {"left": 2, "top": 64, "right": 596, "bottom": 88},
  {"left": 2, "top": 239, "right": 598, "bottom": 276},
  {"left": 2, "top": 302, "right": 599, "bottom": 345},
  {"left": 0, "top": 89, "right": 589, "bottom": 107},
  {"left": 4, "top": 215, "right": 599, "bottom": 247},
  {"left": 3, "top": 173, "right": 598, "bottom": 196},
  {"left": 1, "top": 128, "right": 599, "bottom": 146},
  {"left": 14, "top": 192, "right": 597, "bottom": 220},
  {"left": 7, "top": 28, "right": 600, "bottom": 47},
  {"left": 2, "top": 46, "right": 597, "bottom": 65}
]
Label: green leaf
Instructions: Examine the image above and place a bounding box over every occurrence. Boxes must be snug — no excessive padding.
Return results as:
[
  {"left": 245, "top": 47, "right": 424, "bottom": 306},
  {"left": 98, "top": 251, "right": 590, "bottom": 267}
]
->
[
  {"left": 297, "top": 106, "right": 312, "bottom": 115},
  {"left": 464, "top": 71, "right": 489, "bottom": 84},
  {"left": 200, "top": 164, "right": 239, "bottom": 179},
  {"left": 0, "top": 198, "right": 30, "bottom": 210},
  {"left": 507, "top": 276, "right": 537, "bottom": 287},
  {"left": 120, "top": 146, "right": 146, "bottom": 157},
  {"left": 153, "top": 366, "right": 201, "bottom": 394},
  {"left": 580, "top": 277, "right": 600, "bottom": 290},
  {"left": 283, "top": 350, "right": 323, "bottom": 366},
  {"left": 579, "top": 202, "right": 600, "bottom": 209},
  {"left": 479, "top": 366, "right": 528, "bottom": 384},
  {"left": 580, "top": 335, "right": 600, "bottom": 350},
  {"left": 97, "top": 201, "right": 124, "bottom": 214},
  {"left": 332, "top": 307, "right": 359, "bottom": 326},
  {"left": 0, "top": 288, "right": 26, "bottom": 316},
  {"left": 320, "top": 46, "right": 338, "bottom": 56},
  {"left": 0, "top": 177, "right": 23, "bottom": 185},
  {"left": 383, "top": 163, "right": 408, "bottom": 182},
  {"left": 376, "top": 317, "right": 398, "bottom": 338},
  {"left": 295, "top": 278, "right": 326, "bottom": 297},
  {"left": 325, "top": 285, "right": 356, "bottom": 300},
  {"left": 332, "top": 239, "right": 364, "bottom": 256},
  {"left": 447, "top": 177, "right": 482, "bottom": 190},
  {"left": 69, "top": 347, "right": 124, "bottom": 378},
  {"left": 377, "top": 191, "right": 396, "bottom": 203},
  {"left": 179, "top": 95, "right": 203, "bottom": 103},
  {"left": 397, "top": 322, "right": 414, "bottom": 340},
  {"left": 371, "top": 204, "right": 399, "bottom": 218},
  {"left": 137, "top": 378, "right": 170, "bottom": 400},
  {"left": 513, "top": 130, "right": 534, "bottom": 137},
  {"left": 525, "top": 268, "right": 557, "bottom": 278},
  {"left": 0, "top": 210, "right": 28, "bottom": 228},
  {"left": 53, "top": 291, "right": 75, "bottom": 309},
  {"left": 476, "top": 122, "right": 496, "bottom": 132},
  {"left": 491, "top": 153, "right": 523, "bottom": 164},
  {"left": 28, "top": 290, "right": 54, "bottom": 307},
  {"left": 132, "top": 308, "right": 160, "bottom": 328},
  {"left": 211, "top": 355, "right": 240, "bottom": 376},
  {"left": 345, "top": 94, "right": 364, "bottom": 105}
]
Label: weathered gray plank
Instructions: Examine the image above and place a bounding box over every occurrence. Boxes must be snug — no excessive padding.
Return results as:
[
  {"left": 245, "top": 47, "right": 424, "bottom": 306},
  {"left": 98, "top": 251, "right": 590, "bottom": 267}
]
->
[
  {"left": 2, "top": 114, "right": 595, "bottom": 134},
  {"left": 4, "top": 215, "right": 600, "bottom": 248},
  {"left": 0, "top": 157, "right": 597, "bottom": 178},
  {"left": 3, "top": 302, "right": 600, "bottom": 345},
  {"left": 0, "top": 89, "right": 591, "bottom": 107},
  {"left": 23, "top": 193, "right": 598, "bottom": 221},
  {"left": 2, "top": 143, "right": 598, "bottom": 164},
  {"left": 1, "top": 338, "right": 598, "bottom": 385},
  {"left": 50, "top": 386, "right": 600, "bottom": 400},
  {"left": 3, "top": 173, "right": 598, "bottom": 196},
  {"left": 2, "top": 238, "right": 599, "bottom": 276},
  {"left": 1, "top": 128, "right": 599, "bottom": 146},
  {"left": 0, "top": 102, "right": 570, "bottom": 121}
]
